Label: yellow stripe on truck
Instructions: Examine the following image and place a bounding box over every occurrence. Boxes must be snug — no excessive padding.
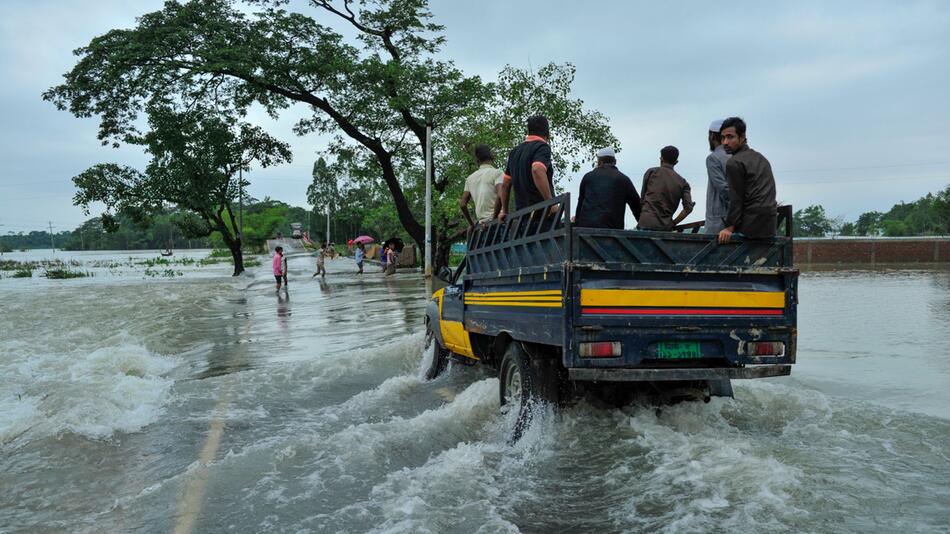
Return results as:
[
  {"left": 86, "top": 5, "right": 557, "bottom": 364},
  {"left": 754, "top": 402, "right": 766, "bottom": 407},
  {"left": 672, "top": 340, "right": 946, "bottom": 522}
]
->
[
  {"left": 466, "top": 290, "right": 561, "bottom": 298},
  {"left": 465, "top": 289, "right": 563, "bottom": 308},
  {"left": 580, "top": 289, "right": 785, "bottom": 309},
  {"left": 464, "top": 299, "right": 563, "bottom": 308}
]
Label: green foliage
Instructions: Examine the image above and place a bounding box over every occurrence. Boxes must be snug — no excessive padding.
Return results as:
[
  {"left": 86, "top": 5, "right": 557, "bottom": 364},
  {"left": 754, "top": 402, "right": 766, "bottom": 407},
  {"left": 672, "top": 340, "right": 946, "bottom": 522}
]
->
[
  {"left": 793, "top": 205, "right": 835, "bottom": 237},
  {"left": 144, "top": 267, "right": 183, "bottom": 278},
  {"left": 13, "top": 268, "right": 32, "bottom": 278},
  {"left": 854, "top": 211, "right": 884, "bottom": 236},
  {"left": 0, "top": 230, "right": 72, "bottom": 251},
  {"left": 66, "top": 104, "right": 291, "bottom": 275},
  {"left": 849, "top": 184, "right": 950, "bottom": 236},
  {"left": 44, "top": 0, "right": 617, "bottom": 269},
  {"left": 44, "top": 267, "right": 90, "bottom": 279},
  {"left": 0, "top": 242, "right": 11, "bottom": 253},
  {"left": 54, "top": 212, "right": 212, "bottom": 251},
  {"left": 839, "top": 222, "right": 856, "bottom": 236}
]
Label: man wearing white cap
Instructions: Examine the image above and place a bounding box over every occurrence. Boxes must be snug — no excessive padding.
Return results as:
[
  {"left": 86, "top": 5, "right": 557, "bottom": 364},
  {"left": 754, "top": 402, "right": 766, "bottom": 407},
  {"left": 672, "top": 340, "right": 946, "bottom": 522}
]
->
[
  {"left": 704, "top": 119, "right": 731, "bottom": 234},
  {"left": 574, "top": 147, "right": 641, "bottom": 229}
]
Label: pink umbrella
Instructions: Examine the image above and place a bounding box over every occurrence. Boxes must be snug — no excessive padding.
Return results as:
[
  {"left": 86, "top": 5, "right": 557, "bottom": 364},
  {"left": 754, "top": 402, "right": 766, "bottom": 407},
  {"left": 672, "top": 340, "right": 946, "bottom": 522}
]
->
[{"left": 353, "top": 235, "right": 375, "bottom": 244}]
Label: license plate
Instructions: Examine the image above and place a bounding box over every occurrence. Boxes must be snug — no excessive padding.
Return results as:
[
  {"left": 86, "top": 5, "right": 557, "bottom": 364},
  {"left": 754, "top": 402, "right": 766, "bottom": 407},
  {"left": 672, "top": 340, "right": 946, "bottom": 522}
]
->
[{"left": 655, "top": 341, "right": 701, "bottom": 359}]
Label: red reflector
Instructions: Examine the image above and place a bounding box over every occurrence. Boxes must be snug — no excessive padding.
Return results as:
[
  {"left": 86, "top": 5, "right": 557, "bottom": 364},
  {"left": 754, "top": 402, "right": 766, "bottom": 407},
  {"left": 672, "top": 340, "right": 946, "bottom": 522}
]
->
[
  {"left": 579, "top": 342, "right": 622, "bottom": 358},
  {"left": 748, "top": 341, "right": 785, "bottom": 356}
]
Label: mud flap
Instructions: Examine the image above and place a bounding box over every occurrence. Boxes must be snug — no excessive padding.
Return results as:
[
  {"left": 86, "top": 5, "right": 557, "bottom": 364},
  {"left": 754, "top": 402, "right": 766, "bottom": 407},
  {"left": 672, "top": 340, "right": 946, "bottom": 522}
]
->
[{"left": 707, "top": 379, "right": 734, "bottom": 398}]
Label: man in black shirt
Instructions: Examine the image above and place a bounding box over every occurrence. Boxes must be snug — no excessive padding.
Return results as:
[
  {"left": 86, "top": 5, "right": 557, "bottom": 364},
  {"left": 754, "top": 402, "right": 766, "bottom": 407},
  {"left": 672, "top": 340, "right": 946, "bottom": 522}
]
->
[
  {"left": 717, "top": 117, "right": 778, "bottom": 243},
  {"left": 498, "top": 115, "right": 555, "bottom": 220},
  {"left": 574, "top": 148, "right": 641, "bottom": 229}
]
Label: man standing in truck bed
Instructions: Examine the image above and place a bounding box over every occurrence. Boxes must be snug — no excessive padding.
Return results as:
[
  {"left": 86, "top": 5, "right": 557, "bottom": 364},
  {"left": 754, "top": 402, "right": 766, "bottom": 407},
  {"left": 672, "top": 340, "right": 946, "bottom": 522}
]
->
[
  {"left": 704, "top": 119, "right": 731, "bottom": 235},
  {"left": 498, "top": 115, "right": 555, "bottom": 220},
  {"left": 717, "top": 117, "right": 778, "bottom": 243},
  {"left": 460, "top": 144, "right": 504, "bottom": 230},
  {"left": 574, "top": 147, "right": 641, "bottom": 229},
  {"left": 638, "top": 145, "right": 695, "bottom": 231}
]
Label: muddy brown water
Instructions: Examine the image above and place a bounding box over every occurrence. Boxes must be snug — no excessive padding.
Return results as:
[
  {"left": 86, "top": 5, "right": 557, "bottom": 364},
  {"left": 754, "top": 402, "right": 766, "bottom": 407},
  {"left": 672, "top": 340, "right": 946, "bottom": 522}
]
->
[{"left": 1, "top": 250, "right": 948, "bottom": 533}]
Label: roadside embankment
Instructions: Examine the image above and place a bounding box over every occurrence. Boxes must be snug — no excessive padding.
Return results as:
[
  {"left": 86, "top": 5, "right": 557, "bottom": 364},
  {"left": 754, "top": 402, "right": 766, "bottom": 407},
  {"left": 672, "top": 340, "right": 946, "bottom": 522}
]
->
[{"left": 795, "top": 237, "right": 950, "bottom": 268}]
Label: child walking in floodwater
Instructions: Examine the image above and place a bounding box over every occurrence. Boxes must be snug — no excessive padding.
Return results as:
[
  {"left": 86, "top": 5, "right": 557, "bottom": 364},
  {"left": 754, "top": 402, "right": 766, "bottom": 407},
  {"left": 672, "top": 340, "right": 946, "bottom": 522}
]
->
[
  {"left": 355, "top": 242, "right": 365, "bottom": 274},
  {"left": 312, "top": 243, "right": 327, "bottom": 277},
  {"left": 385, "top": 245, "right": 397, "bottom": 276},
  {"left": 273, "top": 246, "right": 285, "bottom": 291},
  {"left": 379, "top": 244, "right": 389, "bottom": 272}
]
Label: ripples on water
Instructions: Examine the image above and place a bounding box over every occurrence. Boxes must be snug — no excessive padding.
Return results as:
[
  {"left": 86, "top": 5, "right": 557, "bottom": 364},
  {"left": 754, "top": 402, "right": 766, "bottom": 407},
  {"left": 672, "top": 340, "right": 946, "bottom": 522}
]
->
[{"left": 1, "top": 252, "right": 948, "bottom": 533}]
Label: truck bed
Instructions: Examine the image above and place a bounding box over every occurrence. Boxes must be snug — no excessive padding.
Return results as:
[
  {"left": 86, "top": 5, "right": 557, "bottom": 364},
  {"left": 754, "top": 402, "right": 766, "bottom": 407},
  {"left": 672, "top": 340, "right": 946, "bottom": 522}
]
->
[{"left": 461, "top": 194, "right": 798, "bottom": 378}]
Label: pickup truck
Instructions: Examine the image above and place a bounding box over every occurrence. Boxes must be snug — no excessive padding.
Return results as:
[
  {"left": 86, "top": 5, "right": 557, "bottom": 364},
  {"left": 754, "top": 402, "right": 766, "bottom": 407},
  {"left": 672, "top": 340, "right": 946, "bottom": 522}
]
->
[{"left": 424, "top": 194, "right": 798, "bottom": 436}]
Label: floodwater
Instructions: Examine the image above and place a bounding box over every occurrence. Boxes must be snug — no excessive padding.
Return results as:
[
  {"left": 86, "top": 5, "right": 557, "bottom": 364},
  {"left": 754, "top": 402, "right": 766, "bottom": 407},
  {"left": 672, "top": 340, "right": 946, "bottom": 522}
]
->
[{"left": 1, "top": 250, "right": 948, "bottom": 533}]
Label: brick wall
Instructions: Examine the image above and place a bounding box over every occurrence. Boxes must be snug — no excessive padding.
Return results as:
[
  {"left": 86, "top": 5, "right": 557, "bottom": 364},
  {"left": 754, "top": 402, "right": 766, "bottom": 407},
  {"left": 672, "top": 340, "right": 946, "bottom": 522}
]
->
[{"left": 794, "top": 238, "right": 950, "bottom": 265}]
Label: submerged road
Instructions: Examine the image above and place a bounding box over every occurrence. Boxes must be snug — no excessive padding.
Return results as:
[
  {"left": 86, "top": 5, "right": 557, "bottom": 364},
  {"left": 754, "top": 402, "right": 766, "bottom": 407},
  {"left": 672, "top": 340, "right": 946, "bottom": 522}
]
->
[{"left": 1, "top": 250, "right": 948, "bottom": 533}]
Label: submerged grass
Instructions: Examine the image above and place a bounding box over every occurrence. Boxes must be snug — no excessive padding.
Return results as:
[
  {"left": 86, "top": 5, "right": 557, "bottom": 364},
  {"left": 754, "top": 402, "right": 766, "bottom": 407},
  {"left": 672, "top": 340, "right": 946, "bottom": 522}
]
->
[
  {"left": 2, "top": 252, "right": 260, "bottom": 279},
  {"left": 44, "top": 267, "right": 91, "bottom": 279}
]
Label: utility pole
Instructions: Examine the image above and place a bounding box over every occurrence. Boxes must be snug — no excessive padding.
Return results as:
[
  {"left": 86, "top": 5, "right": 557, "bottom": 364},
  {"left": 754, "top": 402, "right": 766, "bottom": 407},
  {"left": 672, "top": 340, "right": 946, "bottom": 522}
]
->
[
  {"left": 326, "top": 202, "right": 331, "bottom": 244},
  {"left": 48, "top": 221, "right": 55, "bottom": 251},
  {"left": 424, "top": 123, "right": 433, "bottom": 293}
]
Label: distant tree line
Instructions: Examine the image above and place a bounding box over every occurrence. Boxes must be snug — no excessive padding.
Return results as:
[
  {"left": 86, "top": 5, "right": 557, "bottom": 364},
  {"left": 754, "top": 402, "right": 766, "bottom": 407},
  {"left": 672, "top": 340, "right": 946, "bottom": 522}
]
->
[
  {"left": 792, "top": 184, "right": 950, "bottom": 237},
  {"left": 0, "top": 198, "right": 366, "bottom": 254}
]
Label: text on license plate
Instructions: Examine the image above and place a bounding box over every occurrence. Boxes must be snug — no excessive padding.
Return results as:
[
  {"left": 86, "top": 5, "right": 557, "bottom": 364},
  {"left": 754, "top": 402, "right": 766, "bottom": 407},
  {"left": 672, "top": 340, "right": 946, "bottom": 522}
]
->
[{"left": 656, "top": 341, "right": 702, "bottom": 359}]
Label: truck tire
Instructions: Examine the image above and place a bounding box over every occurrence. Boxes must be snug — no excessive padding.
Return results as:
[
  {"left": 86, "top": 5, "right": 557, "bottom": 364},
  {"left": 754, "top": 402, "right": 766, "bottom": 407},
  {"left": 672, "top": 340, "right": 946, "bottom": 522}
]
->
[
  {"left": 422, "top": 323, "right": 449, "bottom": 380},
  {"left": 499, "top": 342, "right": 557, "bottom": 441}
]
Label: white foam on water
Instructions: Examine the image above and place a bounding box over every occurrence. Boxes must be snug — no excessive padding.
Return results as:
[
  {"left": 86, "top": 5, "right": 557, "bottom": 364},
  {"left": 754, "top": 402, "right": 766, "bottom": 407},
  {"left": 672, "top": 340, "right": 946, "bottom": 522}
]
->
[
  {"left": 366, "top": 441, "right": 521, "bottom": 534},
  {"left": 249, "top": 331, "right": 426, "bottom": 390},
  {"left": 0, "top": 333, "right": 178, "bottom": 446},
  {"left": 304, "top": 377, "right": 500, "bottom": 470},
  {"left": 417, "top": 337, "right": 436, "bottom": 381},
  {"left": 598, "top": 385, "right": 809, "bottom": 533}
]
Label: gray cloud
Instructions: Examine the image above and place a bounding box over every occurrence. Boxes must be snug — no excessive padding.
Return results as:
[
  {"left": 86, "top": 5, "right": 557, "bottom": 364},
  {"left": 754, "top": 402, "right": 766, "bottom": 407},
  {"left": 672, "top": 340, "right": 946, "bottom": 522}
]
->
[{"left": 2, "top": 0, "right": 949, "bottom": 233}]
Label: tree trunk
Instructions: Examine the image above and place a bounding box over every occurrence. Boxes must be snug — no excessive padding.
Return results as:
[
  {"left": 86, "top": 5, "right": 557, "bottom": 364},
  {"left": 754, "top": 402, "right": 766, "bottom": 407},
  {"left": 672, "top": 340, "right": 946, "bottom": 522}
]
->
[
  {"left": 434, "top": 231, "right": 453, "bottom": 273},
  {"left": 227, "top": 236, "right": 244, "bottom": 276},
  {"left": 210, "top": 213, "right": 244, "bottom": 276}
]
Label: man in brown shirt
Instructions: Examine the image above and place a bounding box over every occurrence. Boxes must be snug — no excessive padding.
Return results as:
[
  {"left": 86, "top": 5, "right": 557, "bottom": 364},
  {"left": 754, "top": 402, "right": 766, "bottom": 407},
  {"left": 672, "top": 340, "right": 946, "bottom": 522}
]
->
[
  {"left": 718, "top": 117, "right": 778, "bottom": 243},
  {"left": 637, "top": 146, "right": 695, "bottom": 231}
]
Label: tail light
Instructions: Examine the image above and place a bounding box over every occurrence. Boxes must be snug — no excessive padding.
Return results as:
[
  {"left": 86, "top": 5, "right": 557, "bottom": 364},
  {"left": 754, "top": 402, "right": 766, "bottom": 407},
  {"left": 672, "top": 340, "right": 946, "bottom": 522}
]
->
[
  {"left": 579, "top": 341, "right": 622, "bottom": 358},
  {"left": 747, "top": 341, "right": 785, "bottom": 357}
]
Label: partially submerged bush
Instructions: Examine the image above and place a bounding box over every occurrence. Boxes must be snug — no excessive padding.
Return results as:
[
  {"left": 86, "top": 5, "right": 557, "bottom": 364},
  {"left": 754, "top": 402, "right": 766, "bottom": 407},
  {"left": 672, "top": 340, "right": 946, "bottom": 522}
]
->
[
  {"left": 12, "top": 268, "right": 33, "bottom": 278},
  {"left": 45, "top": 267, "right": 90, "bottom": 279}
]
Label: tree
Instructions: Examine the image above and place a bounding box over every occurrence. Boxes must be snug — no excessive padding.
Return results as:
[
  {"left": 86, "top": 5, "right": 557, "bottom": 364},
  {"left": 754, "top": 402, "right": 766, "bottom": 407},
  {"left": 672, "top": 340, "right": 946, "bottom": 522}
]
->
[
  {"left": 43, "top": 0, "right": 617, "bottom": 270},
  {"left": 854, "top": 211, "right": 883, "bottom": 236},
  {"left": 307, "top": 157, "right": 338, "bottom": 215},
  {"left": 839, "top": 222, "right": 856, "bottom": 236},
  {"left": 71, "top": 104, "right": 291, "bottom": 275},
  {"left": 793, "top": 205, "right": 834, "bottom": 237},
  {"left": 935, "top": 185, "right": 950, "bottom": 234}
]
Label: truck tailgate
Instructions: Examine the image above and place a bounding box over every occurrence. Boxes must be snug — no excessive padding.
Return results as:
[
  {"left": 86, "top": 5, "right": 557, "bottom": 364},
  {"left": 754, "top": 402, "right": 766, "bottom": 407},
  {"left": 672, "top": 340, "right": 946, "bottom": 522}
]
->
[{"left": 567, "top": 270, "right": 798, "bottom": 369}]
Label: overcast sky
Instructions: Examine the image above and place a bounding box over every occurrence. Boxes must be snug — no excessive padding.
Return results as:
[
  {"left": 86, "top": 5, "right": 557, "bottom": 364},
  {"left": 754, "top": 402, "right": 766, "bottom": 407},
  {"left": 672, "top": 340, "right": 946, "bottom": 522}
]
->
[{"left": 2, "top": 0, "right": 949, "bottom": 233}]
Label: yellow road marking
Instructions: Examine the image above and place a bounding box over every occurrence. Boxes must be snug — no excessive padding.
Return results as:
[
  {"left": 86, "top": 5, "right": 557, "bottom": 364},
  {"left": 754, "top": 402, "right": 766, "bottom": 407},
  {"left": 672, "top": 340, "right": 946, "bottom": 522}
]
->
[{"left": 173, "top": 385, "right": 233, "bottom": 534}]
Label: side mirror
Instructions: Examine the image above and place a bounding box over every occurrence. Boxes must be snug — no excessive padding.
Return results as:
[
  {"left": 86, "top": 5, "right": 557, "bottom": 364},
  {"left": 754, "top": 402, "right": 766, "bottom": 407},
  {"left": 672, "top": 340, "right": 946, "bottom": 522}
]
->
[{"left": 437, "top": 266, "right": 453, "bottom": 284}]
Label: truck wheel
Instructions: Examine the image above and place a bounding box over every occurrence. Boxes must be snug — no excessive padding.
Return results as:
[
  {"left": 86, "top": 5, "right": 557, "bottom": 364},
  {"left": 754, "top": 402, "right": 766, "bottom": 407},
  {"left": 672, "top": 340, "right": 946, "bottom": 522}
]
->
[
  {"left": 498, "top": 342, "right": 544, "bottom": 441},
  {"left": 422, "top": 323, "right": 449, "bottom": 380}
]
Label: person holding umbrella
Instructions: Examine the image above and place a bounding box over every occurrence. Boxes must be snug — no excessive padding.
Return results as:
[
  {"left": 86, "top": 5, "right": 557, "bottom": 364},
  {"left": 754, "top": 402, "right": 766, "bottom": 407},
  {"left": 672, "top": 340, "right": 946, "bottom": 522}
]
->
[{"left": 352, "top": 235, "right": 374, "bottom": 274}]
